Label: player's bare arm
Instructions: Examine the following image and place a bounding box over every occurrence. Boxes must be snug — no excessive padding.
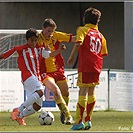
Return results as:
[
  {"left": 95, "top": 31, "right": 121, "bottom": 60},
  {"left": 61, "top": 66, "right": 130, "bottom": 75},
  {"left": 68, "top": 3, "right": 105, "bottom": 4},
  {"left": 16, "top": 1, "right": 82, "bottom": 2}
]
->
[
  {"left": 50, "top": 43, "right": 66, "bottom": 57},
  {"left": 67, "top": 42, "right": 81, "bottom": 66}
]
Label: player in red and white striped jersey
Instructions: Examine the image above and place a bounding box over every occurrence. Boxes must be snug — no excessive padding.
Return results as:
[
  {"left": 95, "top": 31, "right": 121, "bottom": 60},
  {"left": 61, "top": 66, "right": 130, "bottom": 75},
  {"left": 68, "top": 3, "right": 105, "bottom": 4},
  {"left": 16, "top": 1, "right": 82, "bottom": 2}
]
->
[{"left": 0, "top": 28, "right": 66, "bottom": 125}]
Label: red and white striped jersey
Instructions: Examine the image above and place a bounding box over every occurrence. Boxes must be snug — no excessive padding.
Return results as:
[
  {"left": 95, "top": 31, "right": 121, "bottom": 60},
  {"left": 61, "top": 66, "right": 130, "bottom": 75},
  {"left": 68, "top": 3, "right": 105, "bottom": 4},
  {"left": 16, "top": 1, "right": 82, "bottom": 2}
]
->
[{"left": 2, "top": 44, "right": 50, "bottom": 82}]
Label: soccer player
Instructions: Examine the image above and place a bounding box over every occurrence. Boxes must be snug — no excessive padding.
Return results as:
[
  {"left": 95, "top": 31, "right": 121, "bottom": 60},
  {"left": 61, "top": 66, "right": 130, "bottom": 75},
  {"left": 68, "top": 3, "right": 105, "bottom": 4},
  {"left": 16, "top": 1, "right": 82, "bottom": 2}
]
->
[
  {"left": 0, "top": 28, "right": 66, "bottom": 125},
  {"left": 67, "top": 7, "right": 108, "bottom": 130},
  {"left": 37, "top": 18, "right": 75, "bottom": 125}
]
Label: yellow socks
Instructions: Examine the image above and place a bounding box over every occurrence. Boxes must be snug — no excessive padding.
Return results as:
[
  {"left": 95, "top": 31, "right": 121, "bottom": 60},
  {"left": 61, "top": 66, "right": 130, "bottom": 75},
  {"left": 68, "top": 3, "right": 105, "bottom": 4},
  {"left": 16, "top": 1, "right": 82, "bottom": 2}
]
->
[
  {"left": 85, "top": 95, "right": 96, "bottom": 122},
  {"left": 75, "top": 96, "right": 87, "bottom": 124},
  {"left": 62, "top": 96, "right": 70, "bottom": 106},
  {"left": 56, "top": 97, "right": 71, "bottom": 118}
]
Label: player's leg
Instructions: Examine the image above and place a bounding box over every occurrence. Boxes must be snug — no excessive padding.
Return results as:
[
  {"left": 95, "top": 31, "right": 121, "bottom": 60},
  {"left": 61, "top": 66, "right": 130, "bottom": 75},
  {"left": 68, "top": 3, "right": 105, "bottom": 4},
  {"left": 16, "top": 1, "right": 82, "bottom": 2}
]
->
[
  {"left": 43, "top": 78, "right": 73, "bottom": 124},
  {"left": 43, "top": 77, "right": 62, "bottom": 100},
  {"left": 56, "top": 80, "right": 71, "bottom": 124},
  {"left": 84, "top": 86, "right": 95, "bottom": 130},
  {"left": 19, "top": 97, "right": 43, "bottom": 118},
  {"left": 54, "top": 69, "right": 70, "bottom": 105},
  {"left": 19, "top": 76, "right": 44, "bottom": 111},
  {"left": 84, "top": 73, "right": 99, "bottom": 130},
  {"left": 57, "top": 80, "right": 70, "bottom": 105},
  {"left": 17, "top": 89, "right": 43, "bottom": 113},
  {"left": 71, "top": 87, "right": 87, "bottom": 130},
  {"left": 11, "top": 76, "right": 44, "bottom": 125},
  {"left": 55, "top": 70, "right": 72, "bottom": 124},
  {"left": 71, "top": 72, "right": 90, "bottom": 130},
  {"left": 15, "top": 102, "right": 41, "bottom": 126}
]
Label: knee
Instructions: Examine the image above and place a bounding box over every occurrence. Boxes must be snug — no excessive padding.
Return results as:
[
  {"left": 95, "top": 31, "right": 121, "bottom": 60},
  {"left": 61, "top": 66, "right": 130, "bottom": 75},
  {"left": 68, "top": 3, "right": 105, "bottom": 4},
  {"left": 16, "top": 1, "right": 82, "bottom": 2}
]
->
[
  {"left": 36, "top": 89, "right": 44, "bottom": 97},
  {"left": 33, "top": 102, "right": 41, "bottom": 111}
]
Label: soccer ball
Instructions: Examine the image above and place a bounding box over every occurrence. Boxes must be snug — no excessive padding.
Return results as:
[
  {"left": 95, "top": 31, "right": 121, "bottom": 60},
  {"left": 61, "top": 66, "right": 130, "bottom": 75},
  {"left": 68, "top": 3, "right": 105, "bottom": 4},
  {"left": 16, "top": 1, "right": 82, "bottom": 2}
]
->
[{"left": 38, "top": 111, "right": 54, "bottom": 125}]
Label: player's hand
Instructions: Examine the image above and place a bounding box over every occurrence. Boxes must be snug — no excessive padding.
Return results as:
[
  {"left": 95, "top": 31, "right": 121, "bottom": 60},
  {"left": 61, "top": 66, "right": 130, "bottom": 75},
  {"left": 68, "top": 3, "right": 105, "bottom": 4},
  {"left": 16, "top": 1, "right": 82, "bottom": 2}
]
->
[
  {"left": 45, "top": 45, "right": 50, "bottom": 51},
  {"left": 67, "top": 56, "right": 74, "bottom": 66},
  {"left": 59, "top": 44, "right": 66, "bottom": 51}
]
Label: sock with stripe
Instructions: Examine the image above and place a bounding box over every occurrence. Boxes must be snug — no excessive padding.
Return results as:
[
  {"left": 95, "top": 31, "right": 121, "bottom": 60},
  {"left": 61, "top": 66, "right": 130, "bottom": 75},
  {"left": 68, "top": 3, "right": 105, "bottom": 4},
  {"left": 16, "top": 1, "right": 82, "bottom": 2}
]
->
[
  {"left": 75, "top": 95, "right": 87, "bottom": 124},
  {"left": 19, "top": 105, "right": 36, "bottom": 118},
  {"left": 56, "top": 96, "right": 71, "bottom": 118},
  {"left": 18, "top": 92, "right": 40, "bottom": 112},
  {"left": 85, "top": 95, "right": 96, "bottom": 122},
  {"left": 62, "top": 95, "right": 70, "bottom": 106}
]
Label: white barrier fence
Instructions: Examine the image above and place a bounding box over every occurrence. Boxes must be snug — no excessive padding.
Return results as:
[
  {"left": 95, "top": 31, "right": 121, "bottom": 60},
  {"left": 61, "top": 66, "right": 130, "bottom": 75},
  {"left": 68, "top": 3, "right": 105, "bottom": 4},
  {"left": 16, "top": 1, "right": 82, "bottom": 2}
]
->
[
  {"left": 109, "top": 71, "right": 133, "bottom": 111},
  {"left": 0, "top": 69, "right": 133, "bottom": 112}
]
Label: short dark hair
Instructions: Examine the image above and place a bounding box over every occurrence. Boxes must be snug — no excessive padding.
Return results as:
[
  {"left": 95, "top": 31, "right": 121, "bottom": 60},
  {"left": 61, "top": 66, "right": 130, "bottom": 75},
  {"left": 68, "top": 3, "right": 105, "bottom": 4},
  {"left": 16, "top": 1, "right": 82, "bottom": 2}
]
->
[
  {"left": 84, "top": 7, "right": 101, "bottom": 25},
  {"left": 26, "top": 28, "right": 39, "bottom": 40},
  {"left": 42, "top": 18, "right": 57, "bottom": 28}
]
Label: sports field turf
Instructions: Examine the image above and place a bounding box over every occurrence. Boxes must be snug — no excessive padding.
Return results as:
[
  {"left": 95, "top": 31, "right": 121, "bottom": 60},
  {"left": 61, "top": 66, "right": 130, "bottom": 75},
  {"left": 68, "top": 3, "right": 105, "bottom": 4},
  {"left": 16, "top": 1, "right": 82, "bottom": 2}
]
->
[{"left": 0, "top": 111, "right": 133, "bottom": 132}]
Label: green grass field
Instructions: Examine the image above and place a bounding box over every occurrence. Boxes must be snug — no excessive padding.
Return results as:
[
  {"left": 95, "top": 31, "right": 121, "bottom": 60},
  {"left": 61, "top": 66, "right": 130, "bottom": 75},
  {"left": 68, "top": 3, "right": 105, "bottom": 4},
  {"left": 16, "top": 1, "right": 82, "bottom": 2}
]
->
[{"left": 0, "top": 111, "right": 133, "bottom": 132}]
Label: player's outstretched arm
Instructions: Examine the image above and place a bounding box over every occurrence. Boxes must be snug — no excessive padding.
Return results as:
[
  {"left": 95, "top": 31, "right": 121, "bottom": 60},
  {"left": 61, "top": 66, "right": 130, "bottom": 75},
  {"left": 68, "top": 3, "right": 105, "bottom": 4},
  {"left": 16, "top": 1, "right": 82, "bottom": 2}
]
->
[
  {"left": 67, "top": 43, "right": 80, "bottom": 66},
  {"left": 50, "top": 43, "right": 66, "bottom": 57},
  {"left": 42, "top": 44, "right": 66, "bottom": 58}
]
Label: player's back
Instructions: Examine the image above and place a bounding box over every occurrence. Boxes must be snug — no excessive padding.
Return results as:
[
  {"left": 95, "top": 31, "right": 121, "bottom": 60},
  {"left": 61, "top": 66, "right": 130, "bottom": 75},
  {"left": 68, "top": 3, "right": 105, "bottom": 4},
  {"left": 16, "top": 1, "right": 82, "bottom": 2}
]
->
[{"left": 78, "top": 27, "right": 106, "bottom": 73}]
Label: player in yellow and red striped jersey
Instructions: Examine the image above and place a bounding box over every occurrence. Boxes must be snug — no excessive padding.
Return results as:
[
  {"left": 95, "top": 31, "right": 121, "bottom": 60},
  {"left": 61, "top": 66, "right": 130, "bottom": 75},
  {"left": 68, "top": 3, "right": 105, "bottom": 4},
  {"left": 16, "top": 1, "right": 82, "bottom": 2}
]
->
[
  {"left": 37, "top": 18, "right": 75, "bottom": 125},
  {"left": 67, "top": 7, "right": 108, "bottom": 130}
]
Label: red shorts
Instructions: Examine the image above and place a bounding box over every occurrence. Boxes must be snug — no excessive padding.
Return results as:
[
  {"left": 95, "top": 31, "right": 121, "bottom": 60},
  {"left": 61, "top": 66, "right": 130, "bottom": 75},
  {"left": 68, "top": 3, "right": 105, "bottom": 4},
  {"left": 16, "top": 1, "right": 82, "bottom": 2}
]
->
[
  {"left": 41, "top": 68, "right": 66, "bottom": 83},
  {"left": 77, "top": 72, "right": 100, "bottom": 87}
]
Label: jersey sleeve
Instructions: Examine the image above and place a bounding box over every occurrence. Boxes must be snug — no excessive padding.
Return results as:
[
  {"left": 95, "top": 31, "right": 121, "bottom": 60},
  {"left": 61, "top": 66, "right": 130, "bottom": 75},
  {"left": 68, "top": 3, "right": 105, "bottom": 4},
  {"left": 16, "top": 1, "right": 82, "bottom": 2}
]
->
[
  {"left": 76, "top": 26, "right": 85, "bottom": 44},
  {"left": 41, "top": 48, "right": 51, "bottom": 58},
  {"left": 53, "top": 31, "right": 72, "bottom": 42},
  {"left": 101, "top": 35, "right": 108, "bottom": 56},
  {"left": 2, "top": 47, "right": 17, "bottom": 60}
]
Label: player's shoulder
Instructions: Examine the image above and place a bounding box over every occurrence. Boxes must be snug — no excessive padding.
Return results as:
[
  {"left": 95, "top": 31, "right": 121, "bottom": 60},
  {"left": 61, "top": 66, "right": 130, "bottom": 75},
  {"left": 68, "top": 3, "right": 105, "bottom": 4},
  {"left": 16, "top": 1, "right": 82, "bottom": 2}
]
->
[
  {"left": 76, "top": 26, "right": 83, "bottom": 31},
  {"left": 76, "top": 26, "right": 85, "bottom": 33},
  {"left": 53, "top": 31, "right": 69, "bottom": 39},
  {"left": 11, "top": 45, "right": 24, "bottom": 53},
  {"left": 16, "top": 44, "right": 28, "bottom": 50},
  {"left": 53, "top": 31, "right": 64, "bottom": 35},
  {"left": 14, "top": 45, "right": 22, "bottom": 49}
]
